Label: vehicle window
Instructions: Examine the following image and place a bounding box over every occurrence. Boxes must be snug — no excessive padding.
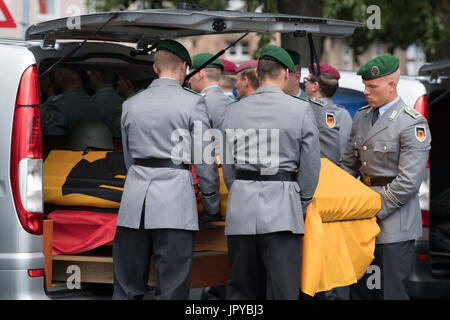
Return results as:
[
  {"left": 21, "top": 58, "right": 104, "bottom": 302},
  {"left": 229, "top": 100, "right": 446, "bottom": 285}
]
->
[{"left": 331, "top": 87, "right": 367, "bottom": 118}]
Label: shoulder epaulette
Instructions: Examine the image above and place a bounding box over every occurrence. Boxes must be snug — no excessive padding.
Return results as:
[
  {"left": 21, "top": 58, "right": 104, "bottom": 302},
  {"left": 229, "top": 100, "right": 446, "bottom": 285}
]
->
[
  {"left": 290, "top": 95, "right": 309, "bottom": 102},
  {"left": 404, "top": 106, "right": 421, "bottom": 119},
  {"left": 309, "top": 97, "right": 326, "bottom": 107},
  {"left": 182, "top": 86, "right": 202, "bottom": 96},
  {"left": 358, "top": 105, "right": 371, "bottom": 112}
]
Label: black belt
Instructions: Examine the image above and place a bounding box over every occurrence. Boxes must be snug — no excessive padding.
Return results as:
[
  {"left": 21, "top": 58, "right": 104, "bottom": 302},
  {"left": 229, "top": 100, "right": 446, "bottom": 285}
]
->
[
  {"left": 236, "top": 170, "right": 297, "bottom": 182},
  {"left": 362, "top": 176, "right": 395, "bottom": 187},
  {"left": 134, "top": 158, "right": 190, "bottom": 170}
]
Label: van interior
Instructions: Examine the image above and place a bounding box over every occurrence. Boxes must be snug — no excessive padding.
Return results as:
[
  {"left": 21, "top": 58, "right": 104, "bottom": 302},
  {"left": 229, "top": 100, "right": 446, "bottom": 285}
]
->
[{"left": 424, "top": 62, "right": 450, "bottom": 276}]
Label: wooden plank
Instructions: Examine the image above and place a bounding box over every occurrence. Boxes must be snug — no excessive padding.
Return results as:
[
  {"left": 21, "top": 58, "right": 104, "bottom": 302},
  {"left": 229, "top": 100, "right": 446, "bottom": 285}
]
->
[
  {"left": 52, "top": 251, "right": 229, "bottom": 287},
  {"left": 53, "top": 254, "right": 113, "bottom": 263},
  {"left": 43, "top": 219, "right": 53, "bottom": 289},
  {"left": 52, "top": 260, "right": 114, "bottom": 284},
  {"left": 190, "top": 253, "right": 230, "bottom": 288},
  {"left": 194, "top": 226, "right": 228, "bottom": 252},
  {"left": 147, "top": 252, "right": 229, "bottom": 288}
]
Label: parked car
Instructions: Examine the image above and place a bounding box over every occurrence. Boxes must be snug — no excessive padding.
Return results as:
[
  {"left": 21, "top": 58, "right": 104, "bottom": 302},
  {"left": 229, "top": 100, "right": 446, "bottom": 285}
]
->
[
  {"left": 300, "top": 62, "right": 450, "bottom": 299},
  {"left": 0, "top": 8, "right": 360, "bottom": 299}
]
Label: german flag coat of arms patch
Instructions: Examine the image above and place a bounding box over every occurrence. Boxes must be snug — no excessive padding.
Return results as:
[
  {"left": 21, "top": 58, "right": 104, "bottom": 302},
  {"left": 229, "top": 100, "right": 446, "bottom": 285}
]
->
[
  {"left": 326, "top": 112, "right": 336, "bottom": 129},
  {"left": 415, "top": 126, "right": 426, "bottom": 142}
]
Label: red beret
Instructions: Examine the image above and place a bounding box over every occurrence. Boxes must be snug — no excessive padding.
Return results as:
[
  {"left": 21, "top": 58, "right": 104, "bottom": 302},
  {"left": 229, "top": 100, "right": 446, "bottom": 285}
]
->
[
  {"left": 308, "top": 63, "right": 340, "bottom": 79},
  {"left": 235, "top": 59, "right": 258, "bottom": 74},
  {"left": 220, "top": 59, "right": 237, "bottom": 75}
]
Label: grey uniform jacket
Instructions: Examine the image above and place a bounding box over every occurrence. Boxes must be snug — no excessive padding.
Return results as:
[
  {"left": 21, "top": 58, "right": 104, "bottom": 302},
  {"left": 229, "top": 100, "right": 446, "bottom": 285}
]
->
[
  {"left": 117, "top": 78, "right": 220, "bottom": 231},
  {"left": 309, "top": 97, "right": 353, "bottom": 164},
  {"left": 340, "top": 98, "right": 431, "bottom": 244},
  {"left": 202, "top": 85, "right": 234, "bottom": 129},
  {"left": 222, "top": 85, "right": 321, "bottom": 236}
]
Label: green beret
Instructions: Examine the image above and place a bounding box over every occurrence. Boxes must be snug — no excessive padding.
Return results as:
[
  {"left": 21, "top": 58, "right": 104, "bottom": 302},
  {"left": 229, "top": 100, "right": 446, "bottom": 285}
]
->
[
  {"left": 357, "top": 55, "right": 400, "bottom": 80},
  {"left": 259, "top": 45, "right": 294, "bottom": 72},
  {"left": 192, "top": 53, "right": 224, "bottom": 71},
  {"left": 157, "top": 39, "right": 192, "bottom": 67},
  {"left": 285, "top": 49, "right": 301, "bottom": 66}
]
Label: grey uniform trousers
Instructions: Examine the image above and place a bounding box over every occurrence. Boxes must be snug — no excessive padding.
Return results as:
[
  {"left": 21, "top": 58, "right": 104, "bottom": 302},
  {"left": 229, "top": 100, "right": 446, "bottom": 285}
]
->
[
  {"left": 350, "top": 240, "right": 415, "bottom": 300},
  {"left": 226, "top": 232, "right": 302, "bottom": 300},
  {"left": 112, "top": 206, "right": 196, "bottom": 300}
]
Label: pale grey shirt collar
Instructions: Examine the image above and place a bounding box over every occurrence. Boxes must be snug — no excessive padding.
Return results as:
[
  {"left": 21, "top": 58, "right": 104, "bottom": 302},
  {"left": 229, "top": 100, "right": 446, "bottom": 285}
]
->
[
  {"left": 200, "top": 84, "right": 221, "bottom": 94},
  {"left": 378, "top": 96, "right": 400, "bottom": 117},
  {"left": 159, "top": 76, "right": 178, "bottom": 82}
]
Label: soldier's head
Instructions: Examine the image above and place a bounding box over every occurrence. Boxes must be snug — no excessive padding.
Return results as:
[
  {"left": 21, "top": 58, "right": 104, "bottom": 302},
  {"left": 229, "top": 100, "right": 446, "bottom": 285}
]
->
[
  {"left": 357, "top": 55, "right": 400, "bottom": 108},
  {"left": 284, "top": 49, "right": 302, "bottom": 96},
  {"left": 117, "top": 75, "right": 136, "bottom": 99},
  {"left": 234, "top": 59, "right": 259, "bottom": 99},
  {"left": 153, "top": 39, "right": 192, "bottom": 84},
  {"left": 257, "top": 45, "right": 294, "bottom": 91},
  {"left": 189, "top": 53, "right": 224, "bottom": 93},
  {"left": 218, "top": 59, "right": 237, "bottom": 94},
  {"left": 89, "top": 70, "right": 118, "bottom": 92},
  {"left": 305, "top": 64, "right": 340, "bottom": 98},
  {"left": 53, "top": 67, "right": 83, "bottom": 92}
]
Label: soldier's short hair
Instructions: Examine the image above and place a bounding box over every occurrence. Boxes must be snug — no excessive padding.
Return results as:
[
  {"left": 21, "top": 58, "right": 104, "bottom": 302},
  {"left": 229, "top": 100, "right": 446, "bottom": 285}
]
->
[
  {"left": 154, "top": 49, "right": 184, "bottom": 74},
  {"left": 220, "top": 74, "right": 236, "bottom": 90},
  {"left": 204, "top": 67, "right": 222, "bottom": 82},
  {"left": 240, "top": 69, "right": 260, "bottom": 90},
  {"left": 257, "top": 59, "right": 284, "bottom": 81},
  {"left": 312, "top": 73, "right": 339, "bottom": 97}
]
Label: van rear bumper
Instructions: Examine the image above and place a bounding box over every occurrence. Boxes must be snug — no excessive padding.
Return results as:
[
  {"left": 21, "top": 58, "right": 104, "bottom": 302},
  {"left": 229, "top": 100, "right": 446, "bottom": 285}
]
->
[
  {"left": 0, "top": 252, "right": 47, "bottom": 299},
  {"left": 407, "top": 240, "right": 450, "bottom": 299},
  {"left": 0, "top": 270, "right": 48, "bottom": 299}
]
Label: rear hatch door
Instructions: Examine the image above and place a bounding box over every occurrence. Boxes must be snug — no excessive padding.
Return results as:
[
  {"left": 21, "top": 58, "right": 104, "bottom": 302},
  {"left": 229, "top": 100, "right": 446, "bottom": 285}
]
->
[{"left": 25, "top": 9, "right": 361, "bottom": 44}]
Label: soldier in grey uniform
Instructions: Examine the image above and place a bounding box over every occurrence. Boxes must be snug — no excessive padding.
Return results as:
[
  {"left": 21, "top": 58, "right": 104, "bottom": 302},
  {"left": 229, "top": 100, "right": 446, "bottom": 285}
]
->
[
  {"left": 304, "top": 64, "right": 353, "bottom": 165},
  {"left": 189, "top": 53, "right": 233, "bottom": 226},
  {"left": 41, "top": 67, "right": 105, "bottom": 136},
  {"left": 340, "top": 55, "right": 431, "bottom": 300},
  {"left": 222, "top": 45, "right": 321, "bottom": 300},
  {"left": 189, "top": 53, "right": 233, "bottom": 130},
  {"left": 89, "top": 70, "right": 125, "bottom": 138},
  {"left": 112, "top": 39, "right": 221, "bottom": 300},
  {"left": 284, "top": 49, "right": 309, "bottom": 100}
]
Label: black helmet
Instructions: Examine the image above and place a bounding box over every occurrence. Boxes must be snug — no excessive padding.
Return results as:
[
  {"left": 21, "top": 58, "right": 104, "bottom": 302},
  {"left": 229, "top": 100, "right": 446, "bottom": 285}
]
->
[{"left": 66, "top": 121, "right": 114, "bottom": 151}]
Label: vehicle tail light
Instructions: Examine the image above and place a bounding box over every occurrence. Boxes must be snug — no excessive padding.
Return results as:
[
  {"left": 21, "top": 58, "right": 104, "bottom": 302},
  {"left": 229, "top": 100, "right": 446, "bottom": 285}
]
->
[
  {"left": 414, "top": 95, "right": 429, "bottom": 122},
  {"left": 421, "top": 209, "right": 430, "bottom": 228},
  {"left": 27, "top": 269, "right": 44, "bottom": 278},
  {"left": 10, "top": 65, "right": 44, "bottom": 235}
]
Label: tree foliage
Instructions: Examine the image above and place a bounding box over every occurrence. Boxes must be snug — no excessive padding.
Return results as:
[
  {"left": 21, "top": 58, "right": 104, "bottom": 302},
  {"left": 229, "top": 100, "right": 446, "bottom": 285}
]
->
[{"left": 323, "top": 0, "right": 450, "bottom": 61}]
